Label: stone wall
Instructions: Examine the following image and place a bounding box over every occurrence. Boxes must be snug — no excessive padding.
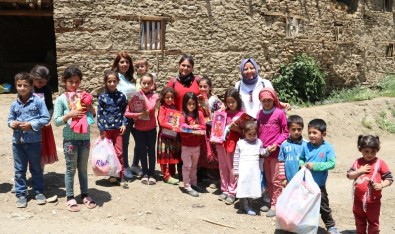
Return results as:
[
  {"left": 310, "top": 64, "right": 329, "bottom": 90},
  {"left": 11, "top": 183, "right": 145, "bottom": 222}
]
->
[{"left": 53, "top": 0, "right": 395, "bottom": 94}]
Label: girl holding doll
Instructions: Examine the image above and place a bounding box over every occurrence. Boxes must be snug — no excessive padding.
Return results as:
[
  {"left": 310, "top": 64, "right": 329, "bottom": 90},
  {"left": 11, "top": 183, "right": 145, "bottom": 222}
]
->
[
  {"left": 125, "top": 73, "right": 159, "bottom": 185},
  {"left": 97, "top": 70, "right": 128, "bottom": 188},
  {"left": 156, "top": 87, "right": 181, "bottom": 185},
  {"left": 179, "top": 92, "right": 206, "bottom": 197},
  {"left": 216, "top": 88, "right": 244, "bottom": 205}
]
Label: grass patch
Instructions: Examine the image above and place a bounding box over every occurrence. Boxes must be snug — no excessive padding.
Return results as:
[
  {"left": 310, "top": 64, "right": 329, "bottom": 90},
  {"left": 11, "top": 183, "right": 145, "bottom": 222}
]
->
[
  {"left": 326, "top": 87, "right": 377, "bottom": 104},
  {"left": 375, "top": 111, "right": 395, "bottom": 133},
  {"left": 361, "top": 117, "right": 372, "bottom": 129},
  {"left": 378, "top": 75, "right": 395, "bottom": 97}
]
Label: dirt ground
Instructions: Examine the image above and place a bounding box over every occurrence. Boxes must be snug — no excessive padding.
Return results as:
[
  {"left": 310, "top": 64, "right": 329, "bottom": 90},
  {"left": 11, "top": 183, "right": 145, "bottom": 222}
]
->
[{"left": 1, "top": 93, "right": 395, "bottom": 234}]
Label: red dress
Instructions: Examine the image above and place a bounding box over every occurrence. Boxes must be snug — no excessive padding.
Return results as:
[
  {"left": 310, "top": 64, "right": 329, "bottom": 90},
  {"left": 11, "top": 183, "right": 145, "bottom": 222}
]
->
[{"left": 157, "top": 105, "right": 181, "bottom": 164}]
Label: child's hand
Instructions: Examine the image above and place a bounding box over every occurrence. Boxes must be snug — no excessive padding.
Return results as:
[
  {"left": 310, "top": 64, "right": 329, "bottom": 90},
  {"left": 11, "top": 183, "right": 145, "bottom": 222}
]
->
[
  {"left": 85, "top": 104, "right": 95, "bottom": 117},
  {"left": 281, "top": 180, "right": 288, "bottom": 187},
  {"left": 11, "top": 121, "right": 21, "bottom": 129},
  {"left": 267, "top": 144, "right": 277, "bottom": 153},
  {"left": 139, "top": 110, "right": 149, "bottom": 119},
  {"left": 372, "top": 181, "right": 384, "bottom": 191},
  {"left": 68, "top": 109, "right": 84, "bottom": 119},
  {"left": 19, "top": 122, "right": 32, "bottom": 131},
  {"left": 305, "top": 162, "right": 314, "bottom": 170},
  {"left": 119, "top": 126, "right": 126, "bottom": 135},
  {"left": 358, "top": 164, "right": 371, "bottom": 174},
  {"left": 100, "top": 131, "right": 106, "bottom": 139}
]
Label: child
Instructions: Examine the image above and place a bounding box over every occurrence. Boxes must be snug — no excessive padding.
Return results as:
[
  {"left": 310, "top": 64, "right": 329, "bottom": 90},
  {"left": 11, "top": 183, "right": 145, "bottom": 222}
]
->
[
  {"left": 31, "top": 65, "right": 58, "bottom": 166},
  {"left": 256, "top": 87, "right": 288, "bottom": 217},
  {"left": 179, "top": 92, "right": 206, "bottom": 197},
  {"left": 97, "top": 70, "right": 128, "bottom": 188},
  {"left": 278, "top": 115, "right": 306, "bottom": 187},
  {"left": 125, "top": 73, "right": 159, "bottom": 185},
  {"left": 8, "top": 72, "right": 50, "bottom": 208},
  {"left": 347, "top": 135, "right": 393, "bottom": 234},
  {"left": 135, "top": 58, "right": 157, "bottom": 92},
  {"left": 198, "top": 76, "right": 223, "bottom": 120},
  {"left": 234, "top": 120, "right": 266, "bottom": 216},
  {"left": 53, "top": 66, "right": 97, "bottom": 212},
  {"left": 299, "top": 119, "right": 339, "bottom": 234},
  {"left": 216, "top": 88, "right": 243, "bottom": 205},
  {"left": 157, "top": 87, "right": 181, "bottom": 185}
]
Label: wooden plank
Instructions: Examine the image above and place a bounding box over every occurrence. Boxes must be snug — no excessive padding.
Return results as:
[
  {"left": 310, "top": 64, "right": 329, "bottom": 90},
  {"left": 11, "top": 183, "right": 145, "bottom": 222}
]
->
[{"left": 0, "top": 9, "right": 52, "bottom": 17}]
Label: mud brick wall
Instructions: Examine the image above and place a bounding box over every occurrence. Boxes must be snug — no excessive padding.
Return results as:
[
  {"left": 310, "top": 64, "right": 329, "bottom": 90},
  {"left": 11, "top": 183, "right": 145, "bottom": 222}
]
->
[{"left": 53, "top": 0, "right": 395, "bottom": 94}]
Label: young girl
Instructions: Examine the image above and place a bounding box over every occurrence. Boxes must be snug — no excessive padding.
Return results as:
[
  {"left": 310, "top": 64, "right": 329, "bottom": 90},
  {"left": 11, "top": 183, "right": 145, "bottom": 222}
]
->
[
  {"left": 179, "top": 92, "right": 206, "bottom": 197},
  {"left": 256, "top": 87, "right": 288, "bottom": 217},
  {"left": 156, "top": 87, "right": 181, "bottom": 185},
  {"left": 125, "top": 73, "right": 159, "bottom": 185},
  {"left": 198, "top": 76, "right": 223, "bottom": 120},
  {"left": 135, "top": 58, "right": 157, "bottom": 92},
  {"left": 347, "top": 135, "right": 393, "bottom": 234},
  {"left": 31, "top": 65, "right": 58, "bottom": 166},
  {"left": 97, "top": 70, "right": 128, "bottom": 188},
  {"left": 53, "top": 66, "right": 97, "bottom": 212},
  {"left": 234, "top": 120, "right": 266, "bottom": 216},
  {"left": 216, "top": 88, "right": 244, "bottom": 205}
]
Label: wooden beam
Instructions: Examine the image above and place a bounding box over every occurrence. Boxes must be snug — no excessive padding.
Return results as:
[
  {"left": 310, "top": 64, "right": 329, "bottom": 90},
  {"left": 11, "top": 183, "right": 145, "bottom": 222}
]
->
[{"left": 0, "top": 9, "right": 52, "bottom": 17}]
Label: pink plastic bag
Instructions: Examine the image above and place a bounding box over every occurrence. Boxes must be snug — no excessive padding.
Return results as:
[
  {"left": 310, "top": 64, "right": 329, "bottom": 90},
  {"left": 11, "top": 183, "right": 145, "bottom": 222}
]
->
[
  {"left": 91, "top": 137, "right": 122, "bottom": 177},
  {"left": 276, "top": 167, "right": 321, "bottom": 234}
]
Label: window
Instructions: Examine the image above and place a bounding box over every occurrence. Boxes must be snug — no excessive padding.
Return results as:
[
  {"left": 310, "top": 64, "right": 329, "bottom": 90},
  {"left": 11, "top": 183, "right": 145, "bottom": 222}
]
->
[
  {"left": 386, "top": 43, "right": 394, "bottom": 57},
  {"left": 286, "top": 17, "right": 301, "bottom": 38},
  {"left": 384, "top": 0, "right": 393, "bottom": 12},
  {"left": 334, "top": 22, "right": 343, "bottom": 41},
  {"left": 140, "top": 20, "right": 165, "bottom": 50}
]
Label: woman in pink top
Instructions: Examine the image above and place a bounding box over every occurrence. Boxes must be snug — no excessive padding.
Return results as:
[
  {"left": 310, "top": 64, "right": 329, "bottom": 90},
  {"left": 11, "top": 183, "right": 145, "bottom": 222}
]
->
[
  {"left": 125, "top": 74, "right": 159, "bottom": 185},
  {"left": 256, "top": 87, "right": 288, "bottom": 217}
]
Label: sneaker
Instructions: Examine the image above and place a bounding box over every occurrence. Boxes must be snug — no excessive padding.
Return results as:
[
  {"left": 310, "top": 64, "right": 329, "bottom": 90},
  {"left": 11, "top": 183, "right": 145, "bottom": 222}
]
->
[
  {"left": 123, "top": 167, "right": 134, "bottom": 180},
  {"left": 120, "top": 178, "right": 129, "bottom": 189},
  {"left": 266, "top": 209, "right": 276, "bottom": 217},
  {"left": 164, "top": 177, "right": 179, "bottom": 185},
  {"left": 327, "top": 226, "right": 340, "bottom": 234},
  {"left": 225, "top": 195, "right": 236, "bottom": 205},
  {"left": 218, "top": 193, "right": 228, "bottom": 201},
  {"left": 16, "top": 196, "right": 27, "bottom": 208},
  {"left": 185, "top": 188, "right": 199, "bottom": 197},
  {"left": 191, "top": 184, "right": 205, "bottom": 193},
  {"left": 35, "top": 193, "right": 47, "bottom": 205},
  {"left": 260, "top": 205, "right": 270, "bottom": 212},
  {"left": 141, "top": 175, "right": 149, "bottom": 185},
  {"left": 246, "top": 209, "right": 257, "bottom": 216},
  {"left": 131, "top": 165, "right": 142, "bottom": 176}
]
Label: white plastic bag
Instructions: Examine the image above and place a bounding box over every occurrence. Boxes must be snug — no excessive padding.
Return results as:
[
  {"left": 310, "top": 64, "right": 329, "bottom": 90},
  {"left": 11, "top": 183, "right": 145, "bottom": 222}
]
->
[
  {"left": 91, "top": 137, "right": 122, "bottom": 177},
  {"left": 276, "top": 167, "right": 321, "bottom": 234}
]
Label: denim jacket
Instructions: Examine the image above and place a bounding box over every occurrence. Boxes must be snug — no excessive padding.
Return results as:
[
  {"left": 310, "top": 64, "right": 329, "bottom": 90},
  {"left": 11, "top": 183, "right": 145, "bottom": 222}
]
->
[{"left": 8, "top": 93, "right": 50, "bottom": 144}]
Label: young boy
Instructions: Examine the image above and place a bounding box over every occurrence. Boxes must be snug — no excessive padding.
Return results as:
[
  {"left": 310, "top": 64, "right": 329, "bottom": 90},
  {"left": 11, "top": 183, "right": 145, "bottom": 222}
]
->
[
  {"left": 299, "top": 119, "right": 340, "bottom": 234},
  {"left": 8, "top": 72, "right": 50, "bottom": 208},
  {"left": 278, "top": 115, "right": 306, "bottom": 187}
]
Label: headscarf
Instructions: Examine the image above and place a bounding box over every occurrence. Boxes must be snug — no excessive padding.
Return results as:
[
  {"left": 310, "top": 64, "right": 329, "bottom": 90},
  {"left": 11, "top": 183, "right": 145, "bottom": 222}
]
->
[
  {"left": 258, "top": 87, "right": 281, "bottom": 109},
  {"left": 240, "top": 58, "right": 259, "bottom": 85}
]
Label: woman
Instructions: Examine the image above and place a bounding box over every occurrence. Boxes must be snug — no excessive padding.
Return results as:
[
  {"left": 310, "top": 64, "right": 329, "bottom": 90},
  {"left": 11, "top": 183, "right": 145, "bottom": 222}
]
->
[
  {"left": 235, "top": 58, "right": 290, "bottom": 117},
  {"left": 111, "top": 51, "right": 140, "bottom": 179}
]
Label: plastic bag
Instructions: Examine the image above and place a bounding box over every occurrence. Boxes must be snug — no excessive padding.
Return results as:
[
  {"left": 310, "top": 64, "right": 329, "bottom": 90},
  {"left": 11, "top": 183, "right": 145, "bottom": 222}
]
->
[
  {"left": 276, "top": 167, "right": 321, "bottom": 234},
  {"left": 91, "top": 137, "right": 121, "bottom": 177}
]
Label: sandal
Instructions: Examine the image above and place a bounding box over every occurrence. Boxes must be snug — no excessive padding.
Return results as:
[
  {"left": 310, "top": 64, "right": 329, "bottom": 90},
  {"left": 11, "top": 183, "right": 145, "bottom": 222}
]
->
[
  {"left": 148, "top": 177, "right": 157, "bottom": 185},
  {"left": 82, "top": 196, "right": 97, "bottom": 209},
  {"left": 165, "top": 177, "right": 179, "bottom": 185},
  {"left": 141, "top": 175, "right": 148, "bottom": 185},
  {"left": 66, "top": 199, "right": 80, "bottom": 212}
]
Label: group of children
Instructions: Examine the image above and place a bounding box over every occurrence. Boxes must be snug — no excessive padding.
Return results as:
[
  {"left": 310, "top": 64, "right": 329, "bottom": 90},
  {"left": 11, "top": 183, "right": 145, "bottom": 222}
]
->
[{"left": 7, "top": 58, "right": 393, "bottom": 233}]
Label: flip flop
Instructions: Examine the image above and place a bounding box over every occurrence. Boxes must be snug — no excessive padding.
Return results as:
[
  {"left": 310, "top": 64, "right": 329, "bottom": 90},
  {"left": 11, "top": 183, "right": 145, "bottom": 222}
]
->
[
  {"left": 83, "top": 196, "right": 97, "bottom": 209},
  {"left": 66, "top": 199, "right": 80, "bottom": 212}
]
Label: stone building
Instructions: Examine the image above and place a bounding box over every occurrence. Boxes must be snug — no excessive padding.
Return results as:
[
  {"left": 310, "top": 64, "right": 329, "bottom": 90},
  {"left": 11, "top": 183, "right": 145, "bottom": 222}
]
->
[{"left": 1, "top": 0, "right": 394, "bottom": 94}]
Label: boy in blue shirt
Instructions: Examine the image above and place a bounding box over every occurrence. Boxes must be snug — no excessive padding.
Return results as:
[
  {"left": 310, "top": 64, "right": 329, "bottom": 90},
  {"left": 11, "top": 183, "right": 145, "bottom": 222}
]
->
[
  {"left": 278, "top": 115, "right": 306, "bottom": 186},
  {"left": 8, "top": 72, "right": 50, "bottom": 208},
  {"left": 299, "top": 119, "right": 339, "bottom": 234}
]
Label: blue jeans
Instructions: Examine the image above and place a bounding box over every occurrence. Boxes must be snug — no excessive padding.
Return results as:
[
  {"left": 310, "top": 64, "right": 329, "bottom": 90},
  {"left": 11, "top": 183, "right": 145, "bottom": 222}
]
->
[
  {"left": 134, "top": 128, "right": 157, "bottom": 176},
  {"left": 63, "top": 140, "right": 90, "bottom": 197},
  {"left": 123, "top": 118, "right": 139, "bottom": 168},
  {"left": 13, "top": 142, "right": 43, "bottom": 197}
]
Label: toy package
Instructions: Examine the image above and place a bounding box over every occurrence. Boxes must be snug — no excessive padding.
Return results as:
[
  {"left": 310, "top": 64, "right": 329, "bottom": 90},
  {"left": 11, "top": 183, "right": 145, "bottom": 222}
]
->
[
  {"left": 209, "top": 111, "right": 227, "bottom": 143},
  {"left": 233, "top": 112, "right": 255, "bottom": 129},
  {"left": 127, "top": 90, "right": 149, "bottom": 120},
  {"left": 161, "top": 109, "right": 182, "bottom": 139}
]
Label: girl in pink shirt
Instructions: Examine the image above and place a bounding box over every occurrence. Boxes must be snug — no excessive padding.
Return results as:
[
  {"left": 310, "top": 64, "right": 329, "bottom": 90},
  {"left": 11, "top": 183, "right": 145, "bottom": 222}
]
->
[
  {"left": 256, "top": 87, "right": 288, "bottom": 217},
  {"left": 179, "top": 92, "right": 206, "bottom": 197},
  {"left": 125, "top": 74, "right": 159, "bottom": 185}
]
